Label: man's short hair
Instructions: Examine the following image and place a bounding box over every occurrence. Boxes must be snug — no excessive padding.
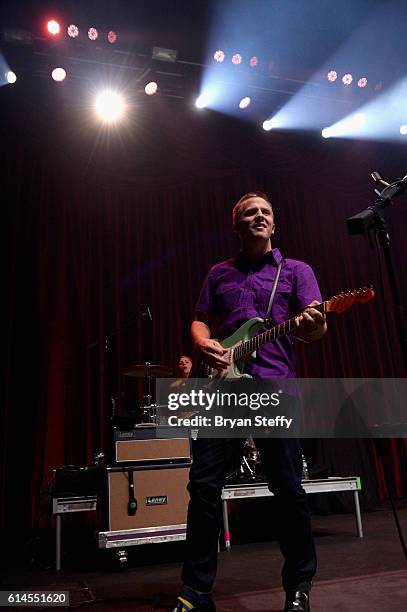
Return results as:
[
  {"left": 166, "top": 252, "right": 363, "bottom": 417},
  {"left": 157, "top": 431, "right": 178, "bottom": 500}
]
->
[{"left": 232, "top": 191, "right": 273, "bottom": 226}]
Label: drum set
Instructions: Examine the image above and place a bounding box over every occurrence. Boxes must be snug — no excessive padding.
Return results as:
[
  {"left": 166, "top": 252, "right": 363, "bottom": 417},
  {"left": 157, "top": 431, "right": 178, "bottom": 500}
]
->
[
  {"left": 121, "top": 361, "right": 173, "bottom": 424},
  {"left": 120, "top": 361, "right": 265, "bottom": 482}
]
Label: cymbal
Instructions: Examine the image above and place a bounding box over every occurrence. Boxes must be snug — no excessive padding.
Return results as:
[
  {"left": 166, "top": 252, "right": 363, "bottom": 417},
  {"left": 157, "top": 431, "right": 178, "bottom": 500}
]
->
[{"left": 122, "top": 363, "right": 173, "bottom": 378}]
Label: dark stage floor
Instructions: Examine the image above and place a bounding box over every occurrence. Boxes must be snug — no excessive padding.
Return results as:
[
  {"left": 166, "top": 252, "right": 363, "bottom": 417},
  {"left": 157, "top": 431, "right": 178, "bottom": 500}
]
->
[{"left": 3, "top": 503, "right": 407, "bottom": 611}]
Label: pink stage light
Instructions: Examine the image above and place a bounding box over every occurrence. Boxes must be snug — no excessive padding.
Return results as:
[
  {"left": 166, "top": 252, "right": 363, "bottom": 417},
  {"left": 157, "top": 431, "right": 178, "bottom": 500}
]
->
[
  {"left": 249, "top": 56, "right": 258, "bottom": 67},
  {"left": 214, "top": 50, "right": 225, "bottom": 62},
  {"left": 357, "top": 77, "right": 368, "bottom": 88},
  {"left": 47, "top": 20, "right": 60, "bottom": 36},
  {"left": 327, "top": 70, "right": 337, "bottom": 82},
  {"left": 107, "top": 31, "right": 117, "bottom": 44},
  {"left": 342, "top": 73, "right": 353, "bottom": 85},
  {"left": 232, "top": 53, "right": 242, "bottom": 65},
  {"left": 67, "top": 24, "right": 79, "bottom": 38},
  {"left": 88, "top": 27, "right": 98, "bottom": 41}
]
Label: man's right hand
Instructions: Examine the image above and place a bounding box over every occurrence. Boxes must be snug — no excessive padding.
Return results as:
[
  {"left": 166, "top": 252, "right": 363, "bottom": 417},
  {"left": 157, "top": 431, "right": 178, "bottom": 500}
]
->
[{"left": 194, "top": 338, "right": 230, "bottom": 371}]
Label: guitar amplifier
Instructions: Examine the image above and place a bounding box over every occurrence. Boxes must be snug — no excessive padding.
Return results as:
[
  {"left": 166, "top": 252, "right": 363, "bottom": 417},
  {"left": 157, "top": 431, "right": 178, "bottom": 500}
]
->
[
  {"left": 105, "top": 464, "right": 190, "bottom": 532},
  {"left": 114, "top": 426, "right": 191, "bottom": 466}
]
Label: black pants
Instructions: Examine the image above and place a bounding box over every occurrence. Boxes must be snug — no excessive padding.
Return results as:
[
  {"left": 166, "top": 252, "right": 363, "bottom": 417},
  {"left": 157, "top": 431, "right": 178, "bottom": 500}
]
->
[{"left": 181, "top": 437, "right": 316, "bottom": 596}]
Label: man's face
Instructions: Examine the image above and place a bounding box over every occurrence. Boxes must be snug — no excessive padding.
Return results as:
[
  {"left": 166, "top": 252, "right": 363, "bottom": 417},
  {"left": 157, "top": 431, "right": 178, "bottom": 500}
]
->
[{"left": 235, "top": 197, "right": 275, "bottom": 241}]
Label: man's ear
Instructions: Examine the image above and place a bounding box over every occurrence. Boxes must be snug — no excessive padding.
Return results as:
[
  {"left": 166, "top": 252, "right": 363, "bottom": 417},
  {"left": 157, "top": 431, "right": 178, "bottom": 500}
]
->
[{"left": 271, "top": 224, "right": 276, "bottom": 234}]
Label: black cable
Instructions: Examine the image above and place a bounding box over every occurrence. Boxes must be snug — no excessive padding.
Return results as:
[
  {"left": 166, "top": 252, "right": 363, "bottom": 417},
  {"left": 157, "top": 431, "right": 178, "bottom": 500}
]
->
[
  {"left": 66, "top": 595, "right": 152, "bottom": 610},
  {"left": 65, "top": 592, "right": 177, "bottom": 611},
  {"left": 373, "top": 230, "right": 407, "bottom": 562},
  {"left": 374, "top": 230, "right": 399, "bottom": 375}
]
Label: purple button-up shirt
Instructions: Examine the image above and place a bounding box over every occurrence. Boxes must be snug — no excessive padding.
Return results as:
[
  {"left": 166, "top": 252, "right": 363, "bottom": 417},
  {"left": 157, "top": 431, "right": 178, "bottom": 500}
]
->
[{"left": 195, "top": 248, "right": 322, "bottom": 378}]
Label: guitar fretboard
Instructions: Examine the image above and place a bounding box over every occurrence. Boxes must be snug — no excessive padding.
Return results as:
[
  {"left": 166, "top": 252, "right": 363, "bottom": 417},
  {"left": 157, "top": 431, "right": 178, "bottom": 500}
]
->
[{"left": 233, "top": 301, "right": 327, "bottom": 361}]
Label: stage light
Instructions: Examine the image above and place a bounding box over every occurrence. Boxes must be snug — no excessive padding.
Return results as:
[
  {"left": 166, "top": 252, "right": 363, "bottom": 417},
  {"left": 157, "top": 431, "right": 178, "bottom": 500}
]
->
[
  {"left": 357, "top": 77, "right": 368, "bottom": 88},
  {"left": 342, "top": 73, "right": 353, "bottom": 85},
  {"left": 232, "top": 53, "right": 242, "bottom": 65},
  {"left": 95, "top": 90, "right": 125, "bottom": 122},
  {"left": 322, "top": 112, "right": 365, "bottom": 139},
  {"left": 145, "top": 81, "right": 158, "bottom": 95},
  {"left": 249, "top": 56, "right": 258, "bottom": 67},
  {"left": 213, "top": 50, "right": 225, "bottom": 62},
  {"left": 51, "top": 67, "right": 66, "bottom": 82},
  {"left": 400, "top": 125, "right": 407, "bottom": 135},
  {"left": 107, "top": 31, "right": 117, "bottom": 44},
  {"left": 67, "top": 24, "right": 79, "bottom": 38},
  {"left": 88, "top": 27, "right": 98, "bottom": 41},
  {"left": 327, "top": 70, "right": 337, "bottom": 82},
  {"left": 262, "top": 119, "right": 275, "bottom": 131},
  {"left": 47, "top": 20, "right": 60, "bottom": 36},
  {"left": 239, "top": 96, "right": 251, "bottom": 109},
  {"left": 6, "top": 71, "right": 17, "bottom": 84},
  {"left": 195, "top": 92, "right": 212, "bottom": 109}
]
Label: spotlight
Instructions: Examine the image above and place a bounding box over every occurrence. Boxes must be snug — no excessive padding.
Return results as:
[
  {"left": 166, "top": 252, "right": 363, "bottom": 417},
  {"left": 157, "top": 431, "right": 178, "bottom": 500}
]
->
[
  {"left": 107, "top": 31, "right": 117, "bottom": 44},
  {"left": 95, "top": 90, "right": 125, "bottom": 122},
  {"left": 239, "top": 96, "right": 251, "bottom": 109},
  {"left": 400, "top": 125, "right": 407, "bottom": 135},
  {"left": 213, "top": 50, "right": 225, "bottom": 62},
  {"left": 47, "top": 20, "right": 60, "bottom": 36},
  {"left": 262, "top": 119, "right": 275, "bottom": 131},
  {"left": 88, "top": 27, "right": 98, "bottom": 41},
  {"left": 357, "top": 77, "right": 368, "bottom": 88},
  {"left": 145, "top": 81, "right": 158, "bottom": 96},
  {"left": 195, "top": 92, "right": 212, "bottom": 109},
  {"left": 51, "top": 67, "right": 66, "bottom": 82},
  {"left": 353, "top": 112, "right": 365, "bottom": 126},
  {"left": 232, "top": 53, "right": 242, "bottom": 65},
  {"left": 6, "top": 71, "right": 17, "bottom": 84},
  {"left": 67, "top": 24, "right": 79, "bottom": 38},
  {"left": 342, "top": 73, "right": 353, "bottom": 85},
  {"left": 322, "top": 112, "right": 365, "bottom": 139},
  {"left": 327, "top": 70, "right": 337, "bottom": 82},
  {"left": 249, "top": 56, "right": 258, "bottom": 67}
]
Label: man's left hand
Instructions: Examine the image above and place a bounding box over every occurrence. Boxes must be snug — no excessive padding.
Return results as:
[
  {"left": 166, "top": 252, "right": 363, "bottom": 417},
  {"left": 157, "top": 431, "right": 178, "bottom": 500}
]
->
[{"left": 295, "top": 300, "right": 327, "bottom": 342}]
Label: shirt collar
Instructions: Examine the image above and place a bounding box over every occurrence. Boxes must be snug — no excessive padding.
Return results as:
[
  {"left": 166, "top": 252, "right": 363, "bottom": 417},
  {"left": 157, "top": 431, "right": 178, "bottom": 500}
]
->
[{"left": 236, "top": 247, "right": 282, "bottom": 268}]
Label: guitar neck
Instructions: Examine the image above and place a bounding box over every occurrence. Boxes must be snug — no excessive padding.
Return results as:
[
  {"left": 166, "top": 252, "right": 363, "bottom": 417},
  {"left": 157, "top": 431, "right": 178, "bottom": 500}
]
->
[{"left": 234, "top": 302, "right": 327, "bottom": 361}]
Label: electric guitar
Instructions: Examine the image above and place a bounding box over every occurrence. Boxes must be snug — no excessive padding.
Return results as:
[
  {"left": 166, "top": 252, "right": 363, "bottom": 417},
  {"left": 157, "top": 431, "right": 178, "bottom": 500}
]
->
[{"left": 199, "top": 287, "right": 375, "bottom": 379}]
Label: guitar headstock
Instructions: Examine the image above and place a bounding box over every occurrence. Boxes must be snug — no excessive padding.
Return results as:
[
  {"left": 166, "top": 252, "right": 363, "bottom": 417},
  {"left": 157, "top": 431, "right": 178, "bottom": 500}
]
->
[{"left": 326, "top": 286, "right": 375, "bottom": 314}]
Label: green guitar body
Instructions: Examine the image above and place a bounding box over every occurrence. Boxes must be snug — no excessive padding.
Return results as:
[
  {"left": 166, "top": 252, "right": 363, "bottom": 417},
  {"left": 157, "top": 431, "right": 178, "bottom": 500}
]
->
[{"left": 217, "top": 317, "right": 265, "bottom": 378}]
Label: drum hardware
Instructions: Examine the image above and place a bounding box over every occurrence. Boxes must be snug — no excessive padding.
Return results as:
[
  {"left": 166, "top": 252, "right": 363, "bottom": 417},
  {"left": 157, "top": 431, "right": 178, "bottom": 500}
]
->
[
  {"left": 122, "top": 363, "right": 172, "bottom": 423},
  {"left": 226, "top": 437, "right": 265, "bottom": 484}
]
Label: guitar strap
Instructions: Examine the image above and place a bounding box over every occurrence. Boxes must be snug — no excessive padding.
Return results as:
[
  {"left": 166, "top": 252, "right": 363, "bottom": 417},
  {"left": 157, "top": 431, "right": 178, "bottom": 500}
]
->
[{"left": 263, "top": 260, "right": 283, "bottom": 325}]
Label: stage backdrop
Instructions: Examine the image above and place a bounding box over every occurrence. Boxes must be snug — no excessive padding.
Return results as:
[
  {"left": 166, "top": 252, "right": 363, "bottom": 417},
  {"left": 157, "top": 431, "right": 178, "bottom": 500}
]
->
[{"left": 2, "top": 81, "right": 407, "bottom": 530}]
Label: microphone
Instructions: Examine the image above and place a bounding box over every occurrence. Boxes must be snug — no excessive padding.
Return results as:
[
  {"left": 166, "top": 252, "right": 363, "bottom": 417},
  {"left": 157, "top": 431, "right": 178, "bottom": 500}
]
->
[
  {"left": 127, "top": 469, "right": 138, "bottom": 516},
  {"left": 139, "top": 304, "right": 152, "bottom": 321},
  {"left": 371, "top": 171, "right": 390, "bottom": 188}
]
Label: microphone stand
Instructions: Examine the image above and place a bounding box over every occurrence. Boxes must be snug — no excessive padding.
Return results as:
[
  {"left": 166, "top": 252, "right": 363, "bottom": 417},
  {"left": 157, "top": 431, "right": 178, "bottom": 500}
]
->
[
  {"left": 346, "top": 171, "right": 407, "bottom": 562},
  {"left": 347, "top": 172, "right": 407, "bottom": 370},
  {"left": 139, "top": 304, "right": 154, "bottom": 418},
  {"left": 87, "top": 307, "right": 149, "bottom": 462}
]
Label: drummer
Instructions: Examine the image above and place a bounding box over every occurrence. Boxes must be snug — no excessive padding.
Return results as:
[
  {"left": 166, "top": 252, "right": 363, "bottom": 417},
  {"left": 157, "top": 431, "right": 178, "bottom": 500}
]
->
[{"left": 169, "top": 355, "right": 193, "bottom": 389}]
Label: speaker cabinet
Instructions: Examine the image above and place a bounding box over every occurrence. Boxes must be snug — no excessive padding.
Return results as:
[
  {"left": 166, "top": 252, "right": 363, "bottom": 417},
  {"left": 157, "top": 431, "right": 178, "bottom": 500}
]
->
[{"left": 106, "top": 465, "right": 190, "bottom": 531}]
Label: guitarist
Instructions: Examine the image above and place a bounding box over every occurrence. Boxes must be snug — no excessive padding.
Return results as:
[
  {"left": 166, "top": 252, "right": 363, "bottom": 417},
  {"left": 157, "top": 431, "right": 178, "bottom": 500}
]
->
[{"left": 173, "top": 192, "right": 327, "bottom": 612}]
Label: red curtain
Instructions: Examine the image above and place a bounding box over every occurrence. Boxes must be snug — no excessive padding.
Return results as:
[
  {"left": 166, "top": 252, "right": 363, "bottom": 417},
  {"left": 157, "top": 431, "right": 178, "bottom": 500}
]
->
[{"left": 3, "top": 94, "right": 407, "bottom": 529}]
